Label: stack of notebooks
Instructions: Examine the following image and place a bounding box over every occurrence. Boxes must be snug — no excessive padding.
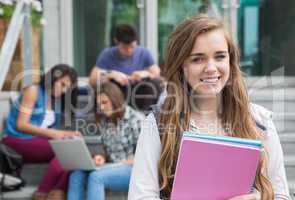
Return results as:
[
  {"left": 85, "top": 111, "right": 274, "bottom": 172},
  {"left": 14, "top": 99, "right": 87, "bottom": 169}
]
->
[{"left": 171, "top": 131, "right": 262, "bottom": 200}]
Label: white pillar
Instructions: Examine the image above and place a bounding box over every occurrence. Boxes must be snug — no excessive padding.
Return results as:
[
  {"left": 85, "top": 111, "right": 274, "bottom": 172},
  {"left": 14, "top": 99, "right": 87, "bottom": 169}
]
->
[
  {"left": 60, "top": 0, "right": 74, "bottom": 66},
  {"left": 143, "top": 0, "right": 158, "bottom": 63},
  {"left": 221, "top": 0, "right": 239, "bottom": 42},
  {"left": 137, "top": 0, "right": 145, "bottom": 46},
  {"left": 43, "top": 0, "right": 73, "bottom": 70},
  {"left": 43, "top": 0, "right": 60, "bottom": 71},
  {"left": 229, "top": 0, "right": 239, "bottom": 42}
]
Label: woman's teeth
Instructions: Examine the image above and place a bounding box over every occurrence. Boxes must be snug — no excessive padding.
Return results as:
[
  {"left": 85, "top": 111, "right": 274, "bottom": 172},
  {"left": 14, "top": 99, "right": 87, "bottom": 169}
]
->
[{"left": 200, "top": 77, "right": 220, "bottom": 83}]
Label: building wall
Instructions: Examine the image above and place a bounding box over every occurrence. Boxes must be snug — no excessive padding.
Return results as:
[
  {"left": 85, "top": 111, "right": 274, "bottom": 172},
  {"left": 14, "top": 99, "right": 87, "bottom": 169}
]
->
[{"left": 43, "top": 0, "right": 73, "bottom": 71}]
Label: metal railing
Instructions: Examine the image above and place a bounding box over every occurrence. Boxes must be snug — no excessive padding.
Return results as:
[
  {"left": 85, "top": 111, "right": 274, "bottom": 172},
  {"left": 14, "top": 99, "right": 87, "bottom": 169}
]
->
[{"left": 0, "top": 0, "right": 32, "bottom": 90}]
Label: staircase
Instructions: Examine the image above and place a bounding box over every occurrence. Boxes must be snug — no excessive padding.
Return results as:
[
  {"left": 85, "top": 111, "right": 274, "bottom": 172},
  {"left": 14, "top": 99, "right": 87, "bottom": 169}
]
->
[{"left": 248, "top": 76, "right": 295, "bottom": 199}]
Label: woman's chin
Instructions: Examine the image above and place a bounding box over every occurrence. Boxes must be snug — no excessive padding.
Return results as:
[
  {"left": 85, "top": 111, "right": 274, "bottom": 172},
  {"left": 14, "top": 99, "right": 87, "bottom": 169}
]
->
[{"left": 193, "top": 87, "right": 222, "bottom": 97}]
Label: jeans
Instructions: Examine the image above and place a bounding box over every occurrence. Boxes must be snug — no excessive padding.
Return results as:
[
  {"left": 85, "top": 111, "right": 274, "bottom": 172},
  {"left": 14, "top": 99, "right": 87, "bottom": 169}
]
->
[{"left": 67, "top": 164, "right": 132, "bottom": 200}]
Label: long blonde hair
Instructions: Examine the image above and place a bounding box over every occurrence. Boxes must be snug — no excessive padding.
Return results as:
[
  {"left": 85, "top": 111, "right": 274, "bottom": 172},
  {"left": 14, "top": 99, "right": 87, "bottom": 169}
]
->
[{"left": 158, "top": 14, "right": 274, "bottom": 199}]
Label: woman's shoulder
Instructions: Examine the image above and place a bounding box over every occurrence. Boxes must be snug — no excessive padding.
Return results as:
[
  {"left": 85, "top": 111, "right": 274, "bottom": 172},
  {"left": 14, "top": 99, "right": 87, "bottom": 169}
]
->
[
  {"left": 21, "top": 85, "right": 40, "bottom": 100},
  {"left": 250, "top": 103, "right": 273, "bottom": 127},
  {"left": 250, "top": 103, "right": 280, "bottom": 142},
  {"left": 125, "top": 106, "right": 145, "bottom": 120},
  {"left": 23, "top": 85, "right": 39, "bottom": 93},
  {"left": 138, "top": 112, "right": 162, "bottom": 145}
]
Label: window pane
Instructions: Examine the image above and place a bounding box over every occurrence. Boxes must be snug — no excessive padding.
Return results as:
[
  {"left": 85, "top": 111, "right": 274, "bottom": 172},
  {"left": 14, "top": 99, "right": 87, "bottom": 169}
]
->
[
  {"left": 158, "top": 0, "right": 222, "bottom": 64},
  {"left": 73, "top": 0, "right": 139, "bottom": 76},
  {"left": 238, "top": 0, "right": 295, "bottom": 75}
]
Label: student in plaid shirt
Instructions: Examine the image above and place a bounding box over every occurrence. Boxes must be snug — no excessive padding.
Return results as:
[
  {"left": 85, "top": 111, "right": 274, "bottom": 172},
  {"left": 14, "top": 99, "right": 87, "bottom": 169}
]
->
[{"left": 67, "top": 81, "right": 144, "bottom": 200}]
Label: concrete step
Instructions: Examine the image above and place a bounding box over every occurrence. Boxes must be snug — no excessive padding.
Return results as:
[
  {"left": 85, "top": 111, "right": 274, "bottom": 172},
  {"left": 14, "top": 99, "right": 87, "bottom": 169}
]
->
[
  {"left": 249, "top": 88, "right": 295, "bottom": 101},
  {"left": 5, "top": 160, "right": 295, "bottom": 200},
  {"left": 246, "top": 76, "right": 295, "bottom": 89},
  {"left": 1, "top": 185, "right": 127, "bottom": 200},
  {"left": 18, "top": 164, "right": 127, "bottom": 200},
  {"left": 21, "top": 164, "right": 47, "bottom": 186},
  {"left": 273, "top": 113, "right": 295, "bottom": 132},
  {"left": 288, "top": 180, "right": 295, "bottom": 199},
  {"left": 249, "top": 88, "right": 295, "bottom": 115},
  {"left": 280, "top": 133, "right": 295, "bottom": 155},
  {"left": 2, "top": 185, "right": 35, "bottom": 200},
  {"left": 285, "top": 156, "right": 295, "bottom": 181},
  {"left": 252, "top": 100, "right": 295, "bottom": 114}
]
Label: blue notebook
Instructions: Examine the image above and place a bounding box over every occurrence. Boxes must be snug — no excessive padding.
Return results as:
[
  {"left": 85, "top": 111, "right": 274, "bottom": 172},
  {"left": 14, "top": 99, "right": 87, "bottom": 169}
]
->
[{"left": 183, "top": 131, "right": 262, "bottom": 148}]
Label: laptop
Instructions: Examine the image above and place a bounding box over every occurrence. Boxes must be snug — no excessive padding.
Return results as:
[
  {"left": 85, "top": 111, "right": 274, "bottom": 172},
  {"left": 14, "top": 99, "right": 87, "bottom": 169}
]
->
[{"left": 49, "top": 138, "right": 122, "bottom": 170}]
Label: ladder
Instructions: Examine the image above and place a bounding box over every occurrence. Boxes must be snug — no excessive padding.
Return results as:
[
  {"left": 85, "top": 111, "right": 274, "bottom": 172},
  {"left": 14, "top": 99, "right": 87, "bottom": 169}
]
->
[{"left": 0, "top": 0, "right": 33, "bottom": 90}]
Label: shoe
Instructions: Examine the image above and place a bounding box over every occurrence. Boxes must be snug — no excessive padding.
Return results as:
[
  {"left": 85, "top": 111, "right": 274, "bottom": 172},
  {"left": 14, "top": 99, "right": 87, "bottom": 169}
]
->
[
  {"left": 32, "top": 191, "right": 48, "bottom": 200},
  {"left": 47, "top": 190, "right": 66, "bottom": 200}
]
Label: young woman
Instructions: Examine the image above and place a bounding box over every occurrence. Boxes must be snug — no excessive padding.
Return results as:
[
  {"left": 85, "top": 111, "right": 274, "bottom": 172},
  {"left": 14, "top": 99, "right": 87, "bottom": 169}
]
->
[
  {"left": 128, "top": 15, "right": 291, "bottom": 200},
  {"left": 67, "top": 81, "right": 145, "bottom": 200},
  {"left": 2, "top": 64, "right": 80, "bottom": 200}
]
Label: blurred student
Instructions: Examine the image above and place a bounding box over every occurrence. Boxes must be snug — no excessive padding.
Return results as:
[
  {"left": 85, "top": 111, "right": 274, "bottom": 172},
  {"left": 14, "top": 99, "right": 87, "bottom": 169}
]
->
[
  {"left": 67, "top": 81, "right": 144, "bottom": 200},
  {"left": 89, "top": 24, "right": 162, "bottom": 112},
  {"left": 3, "top": 64, "right": 81, "bottom": 200}
]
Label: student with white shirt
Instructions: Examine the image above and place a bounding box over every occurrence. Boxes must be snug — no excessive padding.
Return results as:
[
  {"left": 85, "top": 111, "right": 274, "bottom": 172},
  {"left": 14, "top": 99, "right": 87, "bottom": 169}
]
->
[
  {"left": 3, "top": 64, "right": 80, "bottom": 200},
  {"left": 128, "top": 14, "right": 291, "bottom": 200}
]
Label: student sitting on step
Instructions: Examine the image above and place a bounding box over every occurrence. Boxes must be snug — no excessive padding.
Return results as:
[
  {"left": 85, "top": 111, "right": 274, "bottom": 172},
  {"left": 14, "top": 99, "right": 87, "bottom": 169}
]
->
[
  {"left": 67, "top": 81, "right": 145, "bottom": 200},
  {"left": 2, "top": 64, "right": 81, "bottom": 200}
]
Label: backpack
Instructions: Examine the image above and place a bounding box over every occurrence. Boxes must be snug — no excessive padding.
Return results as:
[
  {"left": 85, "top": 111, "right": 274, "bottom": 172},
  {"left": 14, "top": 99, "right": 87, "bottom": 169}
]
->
[{"left": 0, "top": 142, "right": 26, "bottom": 192}]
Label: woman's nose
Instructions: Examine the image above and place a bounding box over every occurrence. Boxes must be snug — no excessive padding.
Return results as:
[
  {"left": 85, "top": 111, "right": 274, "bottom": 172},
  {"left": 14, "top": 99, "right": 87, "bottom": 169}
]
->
[{"left": 204, "top": 59, "right": 217, "bottom": 73}]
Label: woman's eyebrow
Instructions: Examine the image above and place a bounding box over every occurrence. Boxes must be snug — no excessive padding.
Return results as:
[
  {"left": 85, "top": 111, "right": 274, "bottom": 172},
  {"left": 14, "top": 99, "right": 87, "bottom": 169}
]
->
[
  {"left": 189, "top": 53, "right": 204, "bottom": 57},
  {"left": 190, "top": 50, "right": 228, "bottom": 57},
  {"left": 215, "top": 51, "right": 228, "bottom": 54}
]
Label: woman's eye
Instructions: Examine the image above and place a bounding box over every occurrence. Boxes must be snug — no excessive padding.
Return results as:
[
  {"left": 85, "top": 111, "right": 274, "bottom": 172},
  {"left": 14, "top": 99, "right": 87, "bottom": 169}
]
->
[
  {"left": 215, "top": 55, "right": 226, "bottom": 61},
  {"left": 191, "top": 57, "right": 204, "bottom": 63}
]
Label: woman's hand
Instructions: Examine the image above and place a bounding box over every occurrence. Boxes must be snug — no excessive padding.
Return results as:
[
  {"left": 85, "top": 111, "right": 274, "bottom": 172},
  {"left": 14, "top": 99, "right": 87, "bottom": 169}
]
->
[
  {"left": 229, "top": 193, "right": 260, "bottom": 200},
  {"left": 122, "top": 159, "right": 133, "bottom": 165},
  {"left": 51, "top": 130, "right": 82, "bottom": 139},
  {"left": 93, "top": 154, "right": 106, "bottom": 166}
]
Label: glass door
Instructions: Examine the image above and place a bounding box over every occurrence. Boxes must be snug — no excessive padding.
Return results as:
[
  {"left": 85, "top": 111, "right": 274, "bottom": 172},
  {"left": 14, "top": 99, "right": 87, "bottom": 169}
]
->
[
  {"left": 73, "top": 0, "right": 140, "bottom": 76},
  {"left": 158, "top": 0, "right": 223, "bottom": 64}
]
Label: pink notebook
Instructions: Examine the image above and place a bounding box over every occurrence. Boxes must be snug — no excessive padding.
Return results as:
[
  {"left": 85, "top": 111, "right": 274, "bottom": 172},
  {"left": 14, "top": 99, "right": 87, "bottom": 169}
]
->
[{"left": 171, "top": 134, "right": 261, "bottom": 200}]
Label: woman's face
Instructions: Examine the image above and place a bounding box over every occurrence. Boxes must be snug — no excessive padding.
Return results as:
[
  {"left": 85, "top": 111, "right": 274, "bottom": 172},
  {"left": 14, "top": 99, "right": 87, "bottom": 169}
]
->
[
  {"left": 183, "top": 29, "right": 230, "bottom": 97},
  {"left": 96, "top": 93, "right": 113, "bottom": 117},
  {"left": 52, "top": 75, "right": 72, "bottom": 97}
]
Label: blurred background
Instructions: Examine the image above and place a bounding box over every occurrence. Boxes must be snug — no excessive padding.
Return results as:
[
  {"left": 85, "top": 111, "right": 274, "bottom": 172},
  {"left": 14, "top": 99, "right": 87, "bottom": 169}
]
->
[
  {"left": 1, "top": 0, "right": 295, "bottom": 87},
  {"left": 40, "top": 0, "right": 295, "bottom": 76}
]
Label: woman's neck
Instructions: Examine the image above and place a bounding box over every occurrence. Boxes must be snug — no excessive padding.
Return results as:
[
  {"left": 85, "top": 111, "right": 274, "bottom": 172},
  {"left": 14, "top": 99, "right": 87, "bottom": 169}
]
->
[
  {"left": 191, "top": 95, "right": 222, "bottom": 119},
  {"left": 190, "top": 96, "right": 225, "bottom": 135}
]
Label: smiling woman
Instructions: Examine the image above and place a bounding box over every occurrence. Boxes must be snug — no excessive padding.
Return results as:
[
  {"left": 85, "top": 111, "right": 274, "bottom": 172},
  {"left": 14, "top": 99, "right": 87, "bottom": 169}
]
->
[{"left": 128, "top": 14, "right": 291, "bottom": 200}]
